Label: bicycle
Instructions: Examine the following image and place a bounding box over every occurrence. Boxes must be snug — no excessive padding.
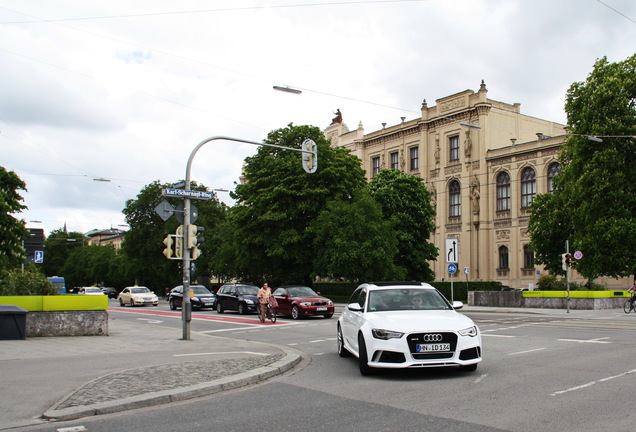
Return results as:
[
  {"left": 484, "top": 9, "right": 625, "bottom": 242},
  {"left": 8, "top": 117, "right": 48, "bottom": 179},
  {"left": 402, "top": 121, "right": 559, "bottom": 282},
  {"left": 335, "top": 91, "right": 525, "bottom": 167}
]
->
[
  {"left": 624, "top": 287, "right": 636, "bottom": 314},
  {"left": 258, "top": 298, "right": 277, "bottom": 323}
]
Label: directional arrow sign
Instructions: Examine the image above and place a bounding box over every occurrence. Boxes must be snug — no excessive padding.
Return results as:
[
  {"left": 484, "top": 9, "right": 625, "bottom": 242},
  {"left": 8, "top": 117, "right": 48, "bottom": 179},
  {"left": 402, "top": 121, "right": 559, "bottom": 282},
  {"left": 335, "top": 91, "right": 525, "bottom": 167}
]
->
[{"left": 445, "top": 238, "right": 458, "bottom": 263}]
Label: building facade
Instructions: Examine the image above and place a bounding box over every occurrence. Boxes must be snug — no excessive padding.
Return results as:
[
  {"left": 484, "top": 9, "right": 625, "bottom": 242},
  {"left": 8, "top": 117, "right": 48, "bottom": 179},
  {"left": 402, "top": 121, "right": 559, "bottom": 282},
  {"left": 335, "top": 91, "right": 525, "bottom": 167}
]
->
[{"left": 325, "top": 81, "right": 618, "bottom": 289}]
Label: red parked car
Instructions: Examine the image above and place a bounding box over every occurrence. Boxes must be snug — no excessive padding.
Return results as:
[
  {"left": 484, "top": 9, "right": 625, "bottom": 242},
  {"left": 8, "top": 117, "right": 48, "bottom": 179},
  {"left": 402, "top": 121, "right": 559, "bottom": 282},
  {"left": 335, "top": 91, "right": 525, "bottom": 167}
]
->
[{"left": 272, "top": 286, "right": 334, "bottom": 319}]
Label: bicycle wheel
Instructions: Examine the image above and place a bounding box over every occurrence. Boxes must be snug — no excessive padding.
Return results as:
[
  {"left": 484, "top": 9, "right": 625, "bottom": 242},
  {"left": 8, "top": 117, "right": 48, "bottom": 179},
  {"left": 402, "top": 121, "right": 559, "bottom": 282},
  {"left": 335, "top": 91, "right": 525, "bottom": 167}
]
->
[
  {"left": 624, "top": 299, "right": 633, "bottom": 314},
  {"left": 258, "top": 306, "right": 265, "bottom": 323},
  {"left": 268, "top": 306, "right": 276, "bottom": 323}
]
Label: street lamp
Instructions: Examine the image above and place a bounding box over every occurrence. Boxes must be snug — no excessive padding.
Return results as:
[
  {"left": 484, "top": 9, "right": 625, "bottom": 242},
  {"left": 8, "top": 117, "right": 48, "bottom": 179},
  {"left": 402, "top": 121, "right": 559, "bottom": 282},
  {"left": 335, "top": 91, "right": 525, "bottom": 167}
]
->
[{"left": 273, "top": 85, "right": 302, "bottom": 95}]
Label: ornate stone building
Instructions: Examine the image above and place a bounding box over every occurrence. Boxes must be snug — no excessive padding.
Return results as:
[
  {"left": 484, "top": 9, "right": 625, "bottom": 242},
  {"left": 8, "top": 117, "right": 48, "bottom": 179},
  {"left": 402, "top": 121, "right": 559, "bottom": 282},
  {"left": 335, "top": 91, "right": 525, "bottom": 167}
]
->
[{"left": 325, "top": 81, "right": 595, "bottom": 289}]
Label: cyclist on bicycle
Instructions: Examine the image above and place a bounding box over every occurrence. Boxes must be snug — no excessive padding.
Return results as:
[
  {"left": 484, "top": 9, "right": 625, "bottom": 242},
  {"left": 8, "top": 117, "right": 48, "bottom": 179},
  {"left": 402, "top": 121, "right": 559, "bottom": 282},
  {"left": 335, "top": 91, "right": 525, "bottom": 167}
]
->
[
  {"left": 629, "top": 282, "right": 636, "bottom": 305},
  {"left": 257, "top": 282, "right": 272, "bottom": 322}
]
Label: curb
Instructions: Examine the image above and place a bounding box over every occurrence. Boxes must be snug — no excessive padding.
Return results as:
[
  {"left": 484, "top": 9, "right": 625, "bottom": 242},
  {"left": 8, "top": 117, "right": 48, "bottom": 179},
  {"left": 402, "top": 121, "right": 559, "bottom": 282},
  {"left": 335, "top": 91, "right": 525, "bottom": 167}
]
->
[{"left": 42, "top": 346, "right": 302, "bottom": 422}]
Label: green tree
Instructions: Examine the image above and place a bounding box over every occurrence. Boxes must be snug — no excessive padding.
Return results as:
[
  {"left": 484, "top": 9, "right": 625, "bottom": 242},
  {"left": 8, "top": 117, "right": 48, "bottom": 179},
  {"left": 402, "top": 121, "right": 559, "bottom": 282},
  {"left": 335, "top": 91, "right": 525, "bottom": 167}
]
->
[
  {"left": 42, "top": 229, "right": 86, "bottom": 277},
  {"left": 230, "top": 124, "right": 367, "bottom": 285},
  {"left": 0, "top": 265, "right": 56, "bottom": 296},
  {"left": 0, "top": 166, "right": 29, "bottom": 270},
  {"left": 312, "top": 192, "right": 403, "bottom": 282},
  {"left": 122, "top": 180, "right": 226, "bottom": 291},
  {"left": 368, "top": 169, "right": 438, "bottom": 281},
  {"left": 529, "top": 54, "right": 636, "bottom": 280}
]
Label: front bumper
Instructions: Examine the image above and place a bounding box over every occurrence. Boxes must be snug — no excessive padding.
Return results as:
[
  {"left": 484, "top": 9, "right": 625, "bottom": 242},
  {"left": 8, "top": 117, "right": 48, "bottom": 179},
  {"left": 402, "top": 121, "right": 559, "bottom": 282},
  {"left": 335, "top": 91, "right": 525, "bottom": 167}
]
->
[{"left": 364, "top": 330, "right": 482, "bottom": 369}]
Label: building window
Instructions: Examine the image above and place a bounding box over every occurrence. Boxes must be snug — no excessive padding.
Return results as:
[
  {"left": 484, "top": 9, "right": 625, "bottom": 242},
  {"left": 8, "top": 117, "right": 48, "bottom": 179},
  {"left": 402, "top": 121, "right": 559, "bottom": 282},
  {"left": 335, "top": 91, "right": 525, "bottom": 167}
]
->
[
  {"left": 520, "top": 167, "right": 536, "bottom": 208},
  {"left": 547, "top": 162, "right": 561, "bottom": 193},
  {"left": 496, "top": 171, "right": 511, "bottom": 211},
  {"left": 499, "top": 245, "right": 509, "bottom": 270},
  {"left": 409, "top": 147, "right": 419, "bottom": 170},
  {"left": 371, "top": 156, "right": 380, "bottom": 177},
  {"left": 449, "top": 180, "right": 461, "bottom": 217},
  {"left": 523, "top": 244, "right": 534, "bottom": 268},
  {"left": 390, "top": 151, "right": 399, "bottom": 170},
  {"left": 449, "top": 135, "right": 459, "bottom": 161}
]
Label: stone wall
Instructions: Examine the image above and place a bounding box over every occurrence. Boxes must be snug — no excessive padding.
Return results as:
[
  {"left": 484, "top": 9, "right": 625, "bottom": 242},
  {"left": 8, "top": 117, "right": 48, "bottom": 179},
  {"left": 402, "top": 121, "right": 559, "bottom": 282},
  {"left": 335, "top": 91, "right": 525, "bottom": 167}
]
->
[
  {"left": 469, "top": 291, "right": 625, "bottom": 310},
  {"left": 26, "top": 310, "right": 109, "bottom": 337}
]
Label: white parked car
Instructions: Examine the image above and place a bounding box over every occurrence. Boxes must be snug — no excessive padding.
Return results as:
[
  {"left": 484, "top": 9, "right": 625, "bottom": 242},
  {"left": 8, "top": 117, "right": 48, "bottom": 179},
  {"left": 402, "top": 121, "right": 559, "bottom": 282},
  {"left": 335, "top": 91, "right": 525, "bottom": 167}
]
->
[
  {"left": 117, "top": 286, "right": 159, "bottom": 307},
  {"left": 78, "top": 287, "right": 105, "bottom": 295},
  {"left": 337, "top": 282, "right": 482, "bottom": 375}
]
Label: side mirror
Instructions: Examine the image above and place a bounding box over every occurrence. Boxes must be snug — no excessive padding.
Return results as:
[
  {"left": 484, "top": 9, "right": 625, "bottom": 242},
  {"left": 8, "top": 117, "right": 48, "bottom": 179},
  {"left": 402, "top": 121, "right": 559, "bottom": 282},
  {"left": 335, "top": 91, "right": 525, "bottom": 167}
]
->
[
  {"left": 280, "top": 293, "right": 288, "bottom": 298},
  {"left": 452, "top": 301, "right": 464, "bottom": 310},
  {"left": 347, "top": 302, "right": 363, "bottom": 312}
]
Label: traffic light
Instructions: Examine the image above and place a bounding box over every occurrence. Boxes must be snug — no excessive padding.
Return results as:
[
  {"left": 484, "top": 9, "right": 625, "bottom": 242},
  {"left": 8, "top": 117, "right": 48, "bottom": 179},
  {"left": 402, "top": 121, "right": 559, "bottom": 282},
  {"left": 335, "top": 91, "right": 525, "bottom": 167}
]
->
[
  {"left": 302, "top": 139, "right": 318, "bottom": 174},
  {"left": 162, "top": 235, "right": 173, "bottom": 259},
  {"left": 175, "top": 225, "right": 184, "bottom": 258},
  {"left": 561, "top": 253, "right": 572, "bottom": 271},
  {"left": 187, "top": 224, "right": 205, "bottom": 248}
]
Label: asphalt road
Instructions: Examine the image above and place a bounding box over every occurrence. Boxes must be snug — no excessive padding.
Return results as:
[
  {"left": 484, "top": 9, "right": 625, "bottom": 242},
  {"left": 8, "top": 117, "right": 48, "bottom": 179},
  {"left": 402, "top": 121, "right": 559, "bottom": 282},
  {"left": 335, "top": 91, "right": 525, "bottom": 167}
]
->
[{"left": 14, "top": 300, "right": 636, "bottom": 432}]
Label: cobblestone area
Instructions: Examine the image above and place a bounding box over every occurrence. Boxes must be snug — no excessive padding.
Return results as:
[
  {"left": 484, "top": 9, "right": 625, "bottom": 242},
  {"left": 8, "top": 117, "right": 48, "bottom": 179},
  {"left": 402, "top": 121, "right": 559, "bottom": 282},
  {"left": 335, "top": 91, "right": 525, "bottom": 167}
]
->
[{"left": 57, "top": 354, "right": 283, "bottom": 409}]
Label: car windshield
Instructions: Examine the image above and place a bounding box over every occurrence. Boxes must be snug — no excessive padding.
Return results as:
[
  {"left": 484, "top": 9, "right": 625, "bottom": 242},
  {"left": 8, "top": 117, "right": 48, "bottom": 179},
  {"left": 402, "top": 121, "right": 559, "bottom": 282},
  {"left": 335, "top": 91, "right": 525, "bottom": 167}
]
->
[
  {"left": 192, "top": 286, "right": 211, "bottom": 295},
  {"left": 237, "top": 286, "right": 258, "bottom": 295},
  {"left": 287, "top": 287, "right": 318, "bottom": 297},
  {"left": 132, "top": 287, "right": 151, "bottom": 294},
  {"left": 366, "top": 289, "right": 451, "bottom": 312}
]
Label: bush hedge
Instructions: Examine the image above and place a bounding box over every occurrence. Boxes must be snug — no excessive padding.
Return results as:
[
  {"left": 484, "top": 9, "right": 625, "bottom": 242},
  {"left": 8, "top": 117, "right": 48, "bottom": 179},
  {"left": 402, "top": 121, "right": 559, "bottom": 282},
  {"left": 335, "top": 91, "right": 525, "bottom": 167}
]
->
[{"left": 0, "top": 266, "right": 57, "bottom": 296}]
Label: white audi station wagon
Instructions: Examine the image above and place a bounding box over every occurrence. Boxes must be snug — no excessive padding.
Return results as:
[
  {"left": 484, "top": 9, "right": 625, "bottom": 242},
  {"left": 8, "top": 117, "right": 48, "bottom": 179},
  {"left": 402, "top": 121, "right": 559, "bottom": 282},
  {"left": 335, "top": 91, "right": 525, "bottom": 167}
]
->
[{"left": 337, "top": 282, "right": 482, "bottom": 375}]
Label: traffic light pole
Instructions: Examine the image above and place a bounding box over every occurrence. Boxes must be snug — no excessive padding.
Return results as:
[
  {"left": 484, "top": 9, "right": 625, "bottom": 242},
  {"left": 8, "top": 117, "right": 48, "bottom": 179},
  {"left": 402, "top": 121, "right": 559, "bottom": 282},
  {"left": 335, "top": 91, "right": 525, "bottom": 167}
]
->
[{"left": 181, "top": 136, "right": 317, "bottom": 340}]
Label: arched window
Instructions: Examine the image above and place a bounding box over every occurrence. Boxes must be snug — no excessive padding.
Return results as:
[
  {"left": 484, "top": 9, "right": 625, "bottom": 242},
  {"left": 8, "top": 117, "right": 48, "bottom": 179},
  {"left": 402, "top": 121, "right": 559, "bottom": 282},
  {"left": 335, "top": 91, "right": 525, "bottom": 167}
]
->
[
  {"left": 521, "top": 167, "right": 536, "bottom": 208},
  {"left": 449, "top": 180, "right": 461, "bottom": 217},
  {"left": 547, "top": 162, "right": 561, "bottom": 193},
  {"left": 499, "top": 246, "right": 509, "bottom": 270},
  {"left": 523, "top": 244, "right": 534, "bottom": 268},
  {"left": 496, "top": 171, "right": 511, "bottom": 211}
]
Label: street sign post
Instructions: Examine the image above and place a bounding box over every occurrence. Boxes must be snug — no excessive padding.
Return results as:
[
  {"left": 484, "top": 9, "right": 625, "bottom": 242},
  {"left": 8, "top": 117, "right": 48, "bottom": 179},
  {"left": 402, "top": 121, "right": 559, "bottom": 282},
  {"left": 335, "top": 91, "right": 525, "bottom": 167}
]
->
[
  {"left": 34, "top": 250, "right": 44, "bottom": 263},
  {"left": 155, "top": 199, "right": 176, "bottom": 221},
  {"left": 162, "top": 188, "right": 214, "bottom": 200},
  {"left": 447, "top": 263, "right": 457, "bottom": 303},
  {"left": 445, "top": 238, "right": 458, "bottom": 263}
]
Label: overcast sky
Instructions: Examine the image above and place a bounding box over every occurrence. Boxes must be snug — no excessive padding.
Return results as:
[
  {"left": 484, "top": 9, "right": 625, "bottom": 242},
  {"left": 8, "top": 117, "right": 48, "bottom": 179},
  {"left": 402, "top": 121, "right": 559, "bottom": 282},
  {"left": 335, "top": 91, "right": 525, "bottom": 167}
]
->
[{"left": 2, "top": 0, "right": 635, "bottom": 237}]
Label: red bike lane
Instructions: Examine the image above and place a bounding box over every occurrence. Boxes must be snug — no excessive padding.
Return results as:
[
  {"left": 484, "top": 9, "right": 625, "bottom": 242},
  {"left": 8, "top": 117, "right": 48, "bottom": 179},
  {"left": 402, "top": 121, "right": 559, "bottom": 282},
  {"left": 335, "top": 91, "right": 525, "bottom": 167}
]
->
[{"left": 109, "top": 306, "right": 287, "bottom": 325}]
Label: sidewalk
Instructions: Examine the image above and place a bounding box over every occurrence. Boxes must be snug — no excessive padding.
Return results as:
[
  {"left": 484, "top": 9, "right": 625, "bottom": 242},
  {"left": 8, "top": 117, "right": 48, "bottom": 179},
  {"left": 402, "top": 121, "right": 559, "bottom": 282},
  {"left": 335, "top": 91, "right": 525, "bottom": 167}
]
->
[{"left": 0, "top": 316, "right": 302, "bottom": 430}]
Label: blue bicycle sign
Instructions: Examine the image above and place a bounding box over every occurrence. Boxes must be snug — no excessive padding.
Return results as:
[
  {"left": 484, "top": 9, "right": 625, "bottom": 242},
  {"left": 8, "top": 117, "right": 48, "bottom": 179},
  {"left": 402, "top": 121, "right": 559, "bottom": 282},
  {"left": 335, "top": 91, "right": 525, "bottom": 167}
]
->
[{"left": 447, "top": 263, "right": 457, "bottom": 274}]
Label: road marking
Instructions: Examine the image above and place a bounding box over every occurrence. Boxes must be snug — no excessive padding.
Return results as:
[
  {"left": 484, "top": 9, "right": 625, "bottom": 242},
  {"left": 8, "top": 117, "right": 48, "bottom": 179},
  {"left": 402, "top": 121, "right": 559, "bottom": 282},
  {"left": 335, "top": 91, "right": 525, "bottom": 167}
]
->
[
  {"left": 550, "top": 368, "right": 636, "bottom": 396},
  {"left": 508, "top": 347, "right": 547, "bottom": 356},
  {"left": 136, "top": 318, "right": 162, "bottom": 324},
  {"left": 174, "top": 351, "right": 269, "bottom": 357},
  {"left": 482, "top": 334, "right": 516, "bottom": 338},
  {"left": 56, "top": 427, "right": 87, "bottom": 432},
  {"left": 473, "top": 374, "right": 488, "bottom": 384},
  {"left": 558, "top": 337, "right": 610, "bottom": 344}
]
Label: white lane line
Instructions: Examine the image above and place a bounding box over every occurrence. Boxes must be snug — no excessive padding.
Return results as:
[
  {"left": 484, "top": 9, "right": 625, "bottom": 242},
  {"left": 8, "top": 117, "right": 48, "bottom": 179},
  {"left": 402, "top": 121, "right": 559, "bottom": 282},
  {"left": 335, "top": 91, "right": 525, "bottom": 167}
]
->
[
  {"left": 558, "top": 337, "right": 610, "bottom": 344},
  {"left": 174, "top": 351, "right": 269, "bottom": 357},
  {"left": 550, "top": 368, "right": 636, "bottom": 396},
  {"left": 482, "top": 334, "right": 516, "bottom": 338},
  {"left": 136, "top": 318, "right": 163, "bottom": 324},
  {"left": 57, "top": 427, "right": 87, "bottom": 432},
  {"left": 508, "top": 347, "right": 547, "bottom": 356}
]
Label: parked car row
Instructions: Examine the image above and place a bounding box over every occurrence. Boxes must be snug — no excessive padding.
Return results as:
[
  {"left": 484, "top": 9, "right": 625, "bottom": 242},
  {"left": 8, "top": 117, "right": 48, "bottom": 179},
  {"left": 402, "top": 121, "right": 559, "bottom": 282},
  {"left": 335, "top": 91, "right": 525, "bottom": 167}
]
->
[{"left": 167, "top": 285, "right": 217, "bottom": 310}]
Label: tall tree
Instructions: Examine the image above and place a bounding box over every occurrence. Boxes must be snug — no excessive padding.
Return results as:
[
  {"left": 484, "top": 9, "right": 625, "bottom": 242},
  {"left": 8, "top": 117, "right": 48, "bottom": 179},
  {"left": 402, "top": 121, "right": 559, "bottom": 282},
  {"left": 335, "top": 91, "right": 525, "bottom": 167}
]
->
[
  {"left": 0, "top": 166, "right": 29, "bottom": 269},
  {"left": 368, "top": 169, "right": 438, "bottom": 281},
  {"left": 42, "top": 229, "right": 86, "bottom": 277},
  {"left": 122, "top": 180, "right": 226, "bottom": 290},
  {"left": 312, "top": 192, "right": 403, "bottom": 282},
  {"left": 529, "top": 54, "right": 636, "bottom": 280},
  {"left": 230, "top": 124, "right": 367, "bottom": 285}
]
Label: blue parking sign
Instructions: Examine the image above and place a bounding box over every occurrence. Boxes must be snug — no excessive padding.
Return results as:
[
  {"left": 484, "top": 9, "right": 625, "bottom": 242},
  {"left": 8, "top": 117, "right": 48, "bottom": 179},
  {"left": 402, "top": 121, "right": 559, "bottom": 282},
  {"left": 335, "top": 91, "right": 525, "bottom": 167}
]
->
[{"left": 34, "top": 250, "right": 44, "bottom": 263}]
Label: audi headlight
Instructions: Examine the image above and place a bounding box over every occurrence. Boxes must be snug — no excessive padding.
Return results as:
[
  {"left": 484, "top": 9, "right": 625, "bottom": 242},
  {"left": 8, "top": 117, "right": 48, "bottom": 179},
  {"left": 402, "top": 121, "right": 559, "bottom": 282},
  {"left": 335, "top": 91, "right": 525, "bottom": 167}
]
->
[
  {"left": 372, "top": 329, "right": 404, "bottom": 340},
  {"left": 458, "top": 326, "right": 478, "bottom": 337},
  {"left": 299, "top": 302, "right": 311, "bottom": 307}
]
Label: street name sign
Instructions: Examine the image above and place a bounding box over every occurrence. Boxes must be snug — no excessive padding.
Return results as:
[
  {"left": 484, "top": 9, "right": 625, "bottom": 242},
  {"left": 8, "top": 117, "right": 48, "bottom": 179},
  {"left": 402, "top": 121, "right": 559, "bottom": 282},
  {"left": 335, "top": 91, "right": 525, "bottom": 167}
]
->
[{"left": 162, "top": 188, "right": 213, "bottom": 200}]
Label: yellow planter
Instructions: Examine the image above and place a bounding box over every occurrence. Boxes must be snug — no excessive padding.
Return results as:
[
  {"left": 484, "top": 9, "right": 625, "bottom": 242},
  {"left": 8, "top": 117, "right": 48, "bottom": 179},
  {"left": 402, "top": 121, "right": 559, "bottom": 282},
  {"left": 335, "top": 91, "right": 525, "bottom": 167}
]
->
[
  {"left": 0, "top": 295, "right": 108, "bottom": 311},
  {"left": 522, "top": 291, "right": 630, "bottom": 299}
]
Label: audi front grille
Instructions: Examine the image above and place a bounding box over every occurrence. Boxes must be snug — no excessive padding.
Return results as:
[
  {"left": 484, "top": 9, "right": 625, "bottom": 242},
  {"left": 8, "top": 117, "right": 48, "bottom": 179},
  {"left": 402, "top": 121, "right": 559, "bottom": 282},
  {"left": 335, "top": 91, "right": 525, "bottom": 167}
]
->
[{"left": 407, "top": 332, "right": 458, "bottom": 360}]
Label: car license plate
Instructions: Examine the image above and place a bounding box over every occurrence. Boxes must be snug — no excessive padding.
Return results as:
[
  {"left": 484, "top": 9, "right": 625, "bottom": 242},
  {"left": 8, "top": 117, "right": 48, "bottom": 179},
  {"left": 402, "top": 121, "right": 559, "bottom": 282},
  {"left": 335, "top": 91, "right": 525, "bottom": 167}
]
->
[
  {"left": 416, "top": 343, "right": 451, "bottom": 352},
  {"left": 316, "top": 307, "right": 327, "bottom": 311},
  {"left": 204, "top": 302, "right": 212, "bottom": 306}
]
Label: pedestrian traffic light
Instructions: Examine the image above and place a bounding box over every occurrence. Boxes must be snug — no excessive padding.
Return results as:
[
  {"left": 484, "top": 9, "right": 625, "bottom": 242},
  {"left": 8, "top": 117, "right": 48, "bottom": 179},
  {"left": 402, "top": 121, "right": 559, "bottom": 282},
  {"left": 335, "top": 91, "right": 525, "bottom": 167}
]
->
[
  {"left": 162, "top": 235, "right": 173, "bottom": 259},
  {"left": 187, "top": 225, "right": 205, "bottom": 249},
  {"left": 302, "top": 138, "right": 318, "bottom": 174},
  {"left": 175, "top": 225, "right": 184, "bottom": 258}
]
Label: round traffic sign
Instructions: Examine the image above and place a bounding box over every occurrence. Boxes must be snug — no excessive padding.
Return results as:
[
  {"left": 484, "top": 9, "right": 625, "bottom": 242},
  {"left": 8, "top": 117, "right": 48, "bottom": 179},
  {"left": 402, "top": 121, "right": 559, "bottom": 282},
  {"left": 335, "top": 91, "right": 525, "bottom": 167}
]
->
[
  {"left": 574, "top": 251, "right": 583, "bottom": 260},
  {"left": 448, "top": 264, "right": 457, "bottom": 274}
]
